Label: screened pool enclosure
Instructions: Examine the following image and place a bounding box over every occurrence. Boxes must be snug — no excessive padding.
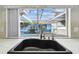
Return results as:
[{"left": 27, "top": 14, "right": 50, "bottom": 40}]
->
[{"left": 19, "top": 8, "right": 67, "bottom": 37}]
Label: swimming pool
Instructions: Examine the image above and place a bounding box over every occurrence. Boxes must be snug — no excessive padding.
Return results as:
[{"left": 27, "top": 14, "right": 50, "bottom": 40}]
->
[{"left": 20, "top": 24, "right": 52, "bottom": 37}]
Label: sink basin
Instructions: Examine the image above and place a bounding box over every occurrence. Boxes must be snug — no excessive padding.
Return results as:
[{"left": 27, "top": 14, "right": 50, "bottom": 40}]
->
[{"left": 7, "top": 39, "right": 72, "bottom": 54}]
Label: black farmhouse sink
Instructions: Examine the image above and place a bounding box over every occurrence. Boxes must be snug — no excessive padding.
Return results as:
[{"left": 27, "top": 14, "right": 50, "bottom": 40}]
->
[{"left": 7, "top": 39, "right": 72, "bottom": 54}]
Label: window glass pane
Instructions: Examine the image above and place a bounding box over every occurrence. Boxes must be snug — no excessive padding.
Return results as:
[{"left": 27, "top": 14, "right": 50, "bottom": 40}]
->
[{"left": 19, "top": 8, "right": 66, "bottom": 37}]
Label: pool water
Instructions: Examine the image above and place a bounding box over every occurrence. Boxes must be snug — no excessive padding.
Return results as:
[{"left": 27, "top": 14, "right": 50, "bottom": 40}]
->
[
  {"left": 20, "top": 33, "right": 39, "bottom": 37},
  {"left": 20, "top": 24, "right": 52, "bottom": 37}
]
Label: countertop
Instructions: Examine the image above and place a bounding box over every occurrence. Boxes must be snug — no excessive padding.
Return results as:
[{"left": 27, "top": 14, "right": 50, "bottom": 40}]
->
[{"left": 0, "top": 38, "right": 79, "bottom": 54}]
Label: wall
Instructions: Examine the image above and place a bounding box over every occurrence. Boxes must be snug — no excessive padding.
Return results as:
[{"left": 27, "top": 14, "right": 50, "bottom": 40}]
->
[
  {"left": 0, "top": 8, "right": 6, "bottom": 38},
  {"left": 7, "top": 9, "right": 18, "bottom": 38},
  {"left": 71, "top": 6, "right": 79, "bottom": 38}
]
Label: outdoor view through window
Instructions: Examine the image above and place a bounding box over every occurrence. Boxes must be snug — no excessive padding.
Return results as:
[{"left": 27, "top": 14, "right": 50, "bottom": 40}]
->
[{"left": 19, "top": 8, "right": 66, "bottom": 37}]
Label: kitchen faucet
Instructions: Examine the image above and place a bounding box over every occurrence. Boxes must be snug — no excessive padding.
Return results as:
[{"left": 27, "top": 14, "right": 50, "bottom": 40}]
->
[
  {"left": 40, "top": 33, "right": 46, "bottom": 40},
  {"left": 40, "top": 30, "right": 45, "bottom": 40},
  {"left": 39, "top": 25, "right": 54, "bottom": 40},
  {"left": 40, "top": 25, "right": 46, "bottom": 40}
]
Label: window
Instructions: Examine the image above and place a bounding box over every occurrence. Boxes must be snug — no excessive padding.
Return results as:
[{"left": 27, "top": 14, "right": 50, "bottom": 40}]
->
[{"left": 19, "top": 8, "right": 66, "bottom": 37}]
